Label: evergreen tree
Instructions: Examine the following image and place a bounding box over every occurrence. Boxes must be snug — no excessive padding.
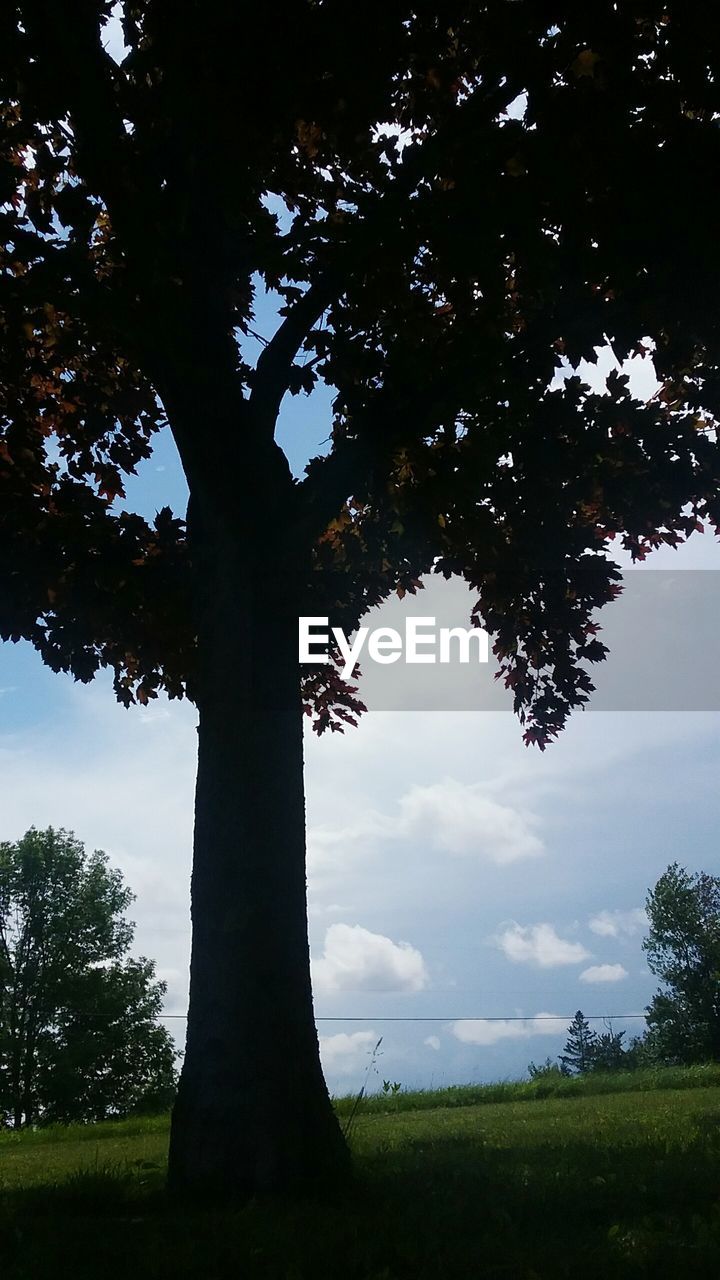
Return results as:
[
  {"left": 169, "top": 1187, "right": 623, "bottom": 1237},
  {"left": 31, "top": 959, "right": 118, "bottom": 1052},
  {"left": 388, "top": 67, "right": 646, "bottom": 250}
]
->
[{"left": 559, "top": 1011, "right": 597, "bottom": 1075}]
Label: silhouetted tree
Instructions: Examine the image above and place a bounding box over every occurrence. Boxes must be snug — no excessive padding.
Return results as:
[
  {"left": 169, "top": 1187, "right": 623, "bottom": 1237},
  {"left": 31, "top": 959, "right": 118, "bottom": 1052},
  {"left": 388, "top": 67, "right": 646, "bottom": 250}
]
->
[{"left": 4, "top": 3, "right": 720, "bottom": 1193}]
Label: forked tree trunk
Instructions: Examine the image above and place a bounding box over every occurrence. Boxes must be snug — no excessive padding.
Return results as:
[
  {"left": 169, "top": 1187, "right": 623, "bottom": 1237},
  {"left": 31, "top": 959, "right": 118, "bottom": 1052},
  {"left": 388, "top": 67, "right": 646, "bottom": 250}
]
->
[{"left": 167, "top": 515, "right": 350, "bottom": 1196}]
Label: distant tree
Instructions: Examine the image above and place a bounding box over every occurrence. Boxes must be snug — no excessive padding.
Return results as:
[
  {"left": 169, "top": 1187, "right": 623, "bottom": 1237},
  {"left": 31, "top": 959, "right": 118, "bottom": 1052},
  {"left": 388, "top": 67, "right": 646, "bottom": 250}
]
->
[
  {"left": 527, "top": 1056, "right": 568, "bottom": 1082},
  {"left": 560, "top": 1011, "right": 597, "bottom": 1075},
  {"left": 643, "top": 865, "right": 720, "bottom": 1064},
  {"left": 0, "top": 827, "right": 177, "bottom": 1128},
  {"left": 622, "top": 1033, "right": 658, "bottom": 1071},
  {"left": 588, "top": 1025, "right": 626, "bottom": 1073}
]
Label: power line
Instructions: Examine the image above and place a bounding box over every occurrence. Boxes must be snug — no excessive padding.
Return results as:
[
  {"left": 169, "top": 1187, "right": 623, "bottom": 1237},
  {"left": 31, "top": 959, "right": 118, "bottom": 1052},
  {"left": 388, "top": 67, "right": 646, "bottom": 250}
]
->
[
  {"left": 155, "top": 1012, "right": 647, "bottom": 1022},
  {"left": 40, "top": 1010, "right": 648, "bottom": 1023},
  {"left": 320, "top": 1015, "right": 647, "bottom": 1022}
]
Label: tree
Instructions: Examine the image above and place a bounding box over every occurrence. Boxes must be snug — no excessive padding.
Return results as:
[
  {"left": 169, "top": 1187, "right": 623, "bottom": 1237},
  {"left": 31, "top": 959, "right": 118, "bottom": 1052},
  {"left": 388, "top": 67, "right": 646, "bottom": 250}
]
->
[
  {"left": 643, "top": 864, "right": 720, "bottom": 1064},
  {"left": 527, "top": 1056, "right": 568, "bottom": 1082},
  {"left": 3, "top": 3, "right": 720, "bottom": 1194},
  {"left": 560, "top": 1011, "right": 597, "bottom": 1075},
  {"left": 0, "top": 826, "right": 177, "bottom": 1128},
  {"left": 622, "top": 1035, "right": 654, "bottom": 1070},
  {"left": 589, "top": 1025, "right": 626, "bottom": 1073}
]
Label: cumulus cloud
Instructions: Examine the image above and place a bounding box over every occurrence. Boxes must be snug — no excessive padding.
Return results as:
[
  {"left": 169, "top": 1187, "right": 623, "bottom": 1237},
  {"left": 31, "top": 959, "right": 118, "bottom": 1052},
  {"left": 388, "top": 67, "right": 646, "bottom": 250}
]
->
[
  {"left": 579, "top": 963, "right": 628, "bottom": 984},
  {"left": 308, "top": 814, "right": 392, "bottom": 876},
  {"left": 424, "top": 1035, "right": 441, "bottom": 1051},
  {"left": 494, "top": 922, "right": 591, "bottom": 968},
  {"left": 451, "top": 1013, "right": 567, "bottom": 1047},
  {"left": 319, "top": 1030, "right": 379, "bottom": 1074},
  {"left": 308, "top": 777, "right": 543, "bottom": 875},
  {"left": 312, "top": 923, "right": 428, "bottom": 994},
  {"left": 398, "top": 779, "right": 544, "bottom": 863},
  {"left": 588, "top": 908, "right": 647, "bottom": 938}
]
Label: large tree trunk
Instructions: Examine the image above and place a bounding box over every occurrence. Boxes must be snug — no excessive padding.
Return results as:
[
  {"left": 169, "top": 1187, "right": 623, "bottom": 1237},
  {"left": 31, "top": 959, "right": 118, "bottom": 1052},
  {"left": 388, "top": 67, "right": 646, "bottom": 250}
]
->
[{"left": 167, "top": 511, "right": 350, "bottom": 1196}]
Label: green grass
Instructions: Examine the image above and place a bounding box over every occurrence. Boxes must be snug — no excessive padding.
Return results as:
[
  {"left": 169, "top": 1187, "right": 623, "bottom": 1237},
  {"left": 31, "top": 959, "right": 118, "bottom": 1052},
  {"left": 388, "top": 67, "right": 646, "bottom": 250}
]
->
[
  {"left": 3, "top": 1070, "right": 720, "bottom": 1278},
  {"left": 334, "top": 1061, "right": 720, "bottom": 1115}
]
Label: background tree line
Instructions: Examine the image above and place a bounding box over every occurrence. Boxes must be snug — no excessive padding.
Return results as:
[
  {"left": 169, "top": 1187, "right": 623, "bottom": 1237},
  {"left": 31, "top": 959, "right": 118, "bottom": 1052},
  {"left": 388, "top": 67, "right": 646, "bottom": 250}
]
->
[
  {"left": 3, "top": 826, "right": 719, "bottom": 1122},
  {"left": 530, "top": 864, "right": 720, "bottom": 1080}
]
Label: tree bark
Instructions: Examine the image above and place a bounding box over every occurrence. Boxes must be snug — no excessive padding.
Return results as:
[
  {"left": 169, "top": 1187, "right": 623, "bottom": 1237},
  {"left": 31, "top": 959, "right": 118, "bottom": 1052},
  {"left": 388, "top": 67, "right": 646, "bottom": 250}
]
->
[{"left": 167, "top": 511, "right": 350, "bottom": 1197}]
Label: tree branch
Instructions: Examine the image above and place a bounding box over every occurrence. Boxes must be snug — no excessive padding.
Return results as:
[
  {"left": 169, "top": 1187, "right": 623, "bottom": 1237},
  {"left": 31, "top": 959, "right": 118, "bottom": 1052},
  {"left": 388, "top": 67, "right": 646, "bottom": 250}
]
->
[
  {"left": 248, "top": 280, "right": 336, "bottom": 438},
  {"left": 21, "top": 2, "right": 137, "bottom": 219},
  {"left": 297, "top": 437, "right": 368, "bottom": 542}
]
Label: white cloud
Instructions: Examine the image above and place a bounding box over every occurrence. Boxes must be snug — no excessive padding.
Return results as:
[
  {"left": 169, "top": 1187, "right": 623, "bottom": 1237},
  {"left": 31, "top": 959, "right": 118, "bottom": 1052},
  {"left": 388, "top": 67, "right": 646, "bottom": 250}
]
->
[
  {"left": 319, "top": 1030, "right": 379, "bottom": 1075},
  {"left": 588, "top": 908, "right": 647, "bottom": 939},
  {"left": 398, "top": 779, "right": 544, "bottom": 864},
  {"left": 451, "top": 1013, "right": 567, "bottom": 1046},
  {"left": 494, "top": 922, "right": 591, "bottom": 968},
  {"left": 308, "top": 901, "right": 354, "bottom": 919},
  {"left": 154, "top": 966, "right": 188, "bottom": 1012},
  {"left": 308, "top": 813, "right": 393, "bottom": 876},
  {"left": 312, "top": 923, "right": 428, "bottom": 994},
  {"left": 579, "top": 963, "right": 628, "bottom": 984},
  {"left": 308, "top": 776, "right": 543, "bottom": 876},
  {"left": 424, "top": 1035, "right": 441, "bottom": 1051},
  {"left": 0, "top": 676, "right": 196, "bottom": 975}
]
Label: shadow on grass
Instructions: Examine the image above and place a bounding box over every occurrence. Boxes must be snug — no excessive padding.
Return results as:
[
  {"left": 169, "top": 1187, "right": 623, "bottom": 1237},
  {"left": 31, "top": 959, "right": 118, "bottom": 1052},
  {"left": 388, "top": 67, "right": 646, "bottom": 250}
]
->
[{"left": 2, "top": 1132, "right": 720, "bottom": 1279}]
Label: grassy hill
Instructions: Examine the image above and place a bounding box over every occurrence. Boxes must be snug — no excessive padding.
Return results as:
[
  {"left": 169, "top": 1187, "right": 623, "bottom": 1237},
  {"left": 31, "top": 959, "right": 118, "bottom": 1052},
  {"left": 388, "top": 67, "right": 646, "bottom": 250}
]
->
[{"left": 2, "top": 1068, "right": 720, "bottom": 1278}]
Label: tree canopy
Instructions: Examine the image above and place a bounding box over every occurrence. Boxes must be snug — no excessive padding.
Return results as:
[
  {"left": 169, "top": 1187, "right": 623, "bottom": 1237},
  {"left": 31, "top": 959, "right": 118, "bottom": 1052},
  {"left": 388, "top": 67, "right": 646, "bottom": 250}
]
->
[
  {"left": 0, "top": 826, "right": 177, "bottom": 1128},
  {"left": 644, "top": 864, "right": 720, "bottom": 1064},
  {"left": 2, "top": 3, "right": 720, "bottom": 743}
]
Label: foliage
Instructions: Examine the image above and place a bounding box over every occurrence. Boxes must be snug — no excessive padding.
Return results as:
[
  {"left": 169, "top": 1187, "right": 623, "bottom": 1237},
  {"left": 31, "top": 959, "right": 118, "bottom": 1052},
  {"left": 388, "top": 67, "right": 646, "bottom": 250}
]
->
[
  {"left": 560, "top": 1010, "right": 598, "bottom": 1075},
  {"left": 623, "top": 1033, "right": 662, "bottom": 1071},
  {"left": 4, "top": 1083, "right": 720, "bottom": 1278},
  {"left": 590, "top": 1027, "right": 628, "bottom": 1073},
  {"left": 643, "top": 864, "right": 720, "bottom": 1065},
  {"left": 555, "top": 1015, "right": 640, "bottom": 1075},
  {"left": 333, "top": 1062, "right": 720, "bottom": 1115},
  {"left": 2, "top": 5, "right": 720, "bottom": 744},
  {"left": 0, "top": 827, "right": 177, "bottom": 1127},
  {"left": 528, "top": 1056, "right": 569, "bottom": 1081}
]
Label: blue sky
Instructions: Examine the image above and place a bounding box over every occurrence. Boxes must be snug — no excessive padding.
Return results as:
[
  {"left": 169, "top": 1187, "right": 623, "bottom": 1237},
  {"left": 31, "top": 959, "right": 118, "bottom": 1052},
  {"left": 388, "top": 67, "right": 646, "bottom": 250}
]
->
[{"left": 3, "top": 292, "right": 720, "bottom": 1092}]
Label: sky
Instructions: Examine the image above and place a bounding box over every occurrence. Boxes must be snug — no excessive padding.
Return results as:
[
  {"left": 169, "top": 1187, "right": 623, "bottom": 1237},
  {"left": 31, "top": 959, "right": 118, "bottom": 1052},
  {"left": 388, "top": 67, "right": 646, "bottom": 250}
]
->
[{"left": 3, "top": 10, "right": 720, "bottom": 1095}]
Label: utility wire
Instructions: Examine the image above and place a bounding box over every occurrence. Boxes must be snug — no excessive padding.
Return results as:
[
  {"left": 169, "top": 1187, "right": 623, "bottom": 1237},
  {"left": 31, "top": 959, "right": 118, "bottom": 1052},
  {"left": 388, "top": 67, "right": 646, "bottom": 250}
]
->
[{"left": 154, "top": 1012, "right": 647, "bottom": 1023}]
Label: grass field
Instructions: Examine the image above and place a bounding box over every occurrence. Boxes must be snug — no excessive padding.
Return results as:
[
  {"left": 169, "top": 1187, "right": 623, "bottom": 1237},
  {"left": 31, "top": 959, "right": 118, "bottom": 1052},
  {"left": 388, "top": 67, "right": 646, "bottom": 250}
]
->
[{"left": 2, "top": 1069, "right": 720, "bottom": 1278}]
